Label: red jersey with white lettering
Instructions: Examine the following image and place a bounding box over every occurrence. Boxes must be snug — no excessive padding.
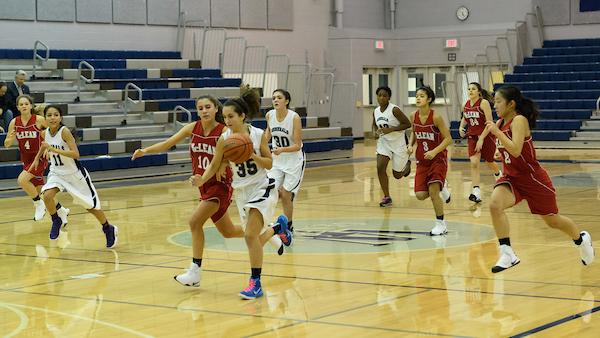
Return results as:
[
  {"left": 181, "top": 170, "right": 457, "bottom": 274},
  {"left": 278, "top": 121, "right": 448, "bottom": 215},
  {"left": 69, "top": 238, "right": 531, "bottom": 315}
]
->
[
  {"left": 495, "top": 117, "right": 557, "bottom": 215},
  {"left": 15, "top": 115, "right": 43, "bottom": 155},
  {"left": 190, "top": 121, "right": 232, "bottom": 186},
  {"left": 413, "top": 109, "right": 447, "bottom": 165},
  {"left": 496, "top": 118, "right": 543, "bottom": 177},
  {"left": 463, "top": 98, "right": 487, "bottom": 136}
]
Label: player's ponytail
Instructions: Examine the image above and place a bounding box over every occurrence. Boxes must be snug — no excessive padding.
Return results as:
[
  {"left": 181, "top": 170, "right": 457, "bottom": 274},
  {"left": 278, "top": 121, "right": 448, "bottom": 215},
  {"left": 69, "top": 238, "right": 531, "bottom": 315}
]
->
[
  {"left": 224, "top": 85, "right": 261, "bottom": 121},
  {"left": 240, "top": 85, "right": 260, "bottom": 120},
  {"left": 496, "top": 86, "right": 539, "bottom": 129}
]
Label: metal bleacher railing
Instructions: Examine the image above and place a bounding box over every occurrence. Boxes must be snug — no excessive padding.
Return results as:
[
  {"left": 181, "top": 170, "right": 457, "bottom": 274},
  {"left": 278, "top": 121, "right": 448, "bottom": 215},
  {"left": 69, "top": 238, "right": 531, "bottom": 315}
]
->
[
  {"left": 122, "top": 82, "right": 142, "bottom": 126},
  {"left": 172, "top": 105, "right": 192, "bottom": 132},
  {"left": 177, "top": 24, "right": 357, "bottom": 130},
  {"left": 75, "top": 60, "right": 95, "bottom": 102},
  {"left": 31, "top": 40, "right": 49, "bottom": 80}
]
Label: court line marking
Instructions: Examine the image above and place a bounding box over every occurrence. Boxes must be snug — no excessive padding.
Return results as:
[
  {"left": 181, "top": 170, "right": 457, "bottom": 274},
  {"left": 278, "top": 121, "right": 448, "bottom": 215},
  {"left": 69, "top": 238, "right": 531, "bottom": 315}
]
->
[
  {"left": 3, "top": 250, "right": 598, "bottom": 307},
  {"left": 2, "top": 241, "right": 599, "bottom": 290},
  {"left": 0, "top": 301, "right": 153, "bottom": 337},
  {"left": 0, "top": 288, "right": 472, "bottom": 338},
  {"left": 2, "top": 171, "right": 597, "bottom": 226},
  {"left": 2, "top": 257, "right": 598, "bottom": 338},
  {"left": 0, "top": 253, "right": 188, "bottom": 291},
  {"left": 247, "top": 313, "right": 473, "bottom": 338},
  {"left": 510, "top": 304, "right": 600, "bottom": 337},
  {"left": 0, "top": 198, "right": 198, "bottom": 225},
  {"left": 165, "top": 228, "right": 501, "bottom": 255},
  {"left": 0, "top": 288, "right": 303, "bottom": 323},
  {"left": 0, "top": 303, "right": 29, "bottom": 338},
  {"left": 313, "top": 289, "right": 430, "bottom": 321}
]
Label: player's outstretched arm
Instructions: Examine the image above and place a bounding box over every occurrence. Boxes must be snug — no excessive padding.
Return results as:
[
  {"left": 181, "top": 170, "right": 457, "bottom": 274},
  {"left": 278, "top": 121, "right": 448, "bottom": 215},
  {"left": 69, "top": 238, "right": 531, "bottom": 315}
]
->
[{"left": 132, "top": 123, "right": 194, "bottom": 160}]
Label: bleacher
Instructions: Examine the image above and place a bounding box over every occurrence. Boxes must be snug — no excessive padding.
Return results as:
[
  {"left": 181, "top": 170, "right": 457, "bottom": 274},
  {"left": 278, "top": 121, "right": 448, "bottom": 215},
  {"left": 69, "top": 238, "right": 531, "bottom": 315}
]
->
[
  {"left": 450, "top": 38, "right": 600, "bottom": 142},
  {"left": 0, "top": 48, "right": 353, "bottom": 180},
  {"left": 496, "top": 38, "right": 600, "bottom": 141}
]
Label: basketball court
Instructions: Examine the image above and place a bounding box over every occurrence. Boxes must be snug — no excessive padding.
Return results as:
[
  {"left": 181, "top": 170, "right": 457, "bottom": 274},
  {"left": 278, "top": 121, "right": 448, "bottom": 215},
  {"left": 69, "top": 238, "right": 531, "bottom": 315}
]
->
[{"left": 1, "top": 141, "right": 599, "bottom": 337}]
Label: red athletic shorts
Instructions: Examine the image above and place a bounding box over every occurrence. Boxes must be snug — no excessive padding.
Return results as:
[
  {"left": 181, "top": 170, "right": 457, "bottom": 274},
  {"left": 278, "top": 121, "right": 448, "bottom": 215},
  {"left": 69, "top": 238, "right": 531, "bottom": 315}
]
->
[
  {"left": 199, "top": 181, "right": 233, "bottom": 223},
  {"left": 467, "top": 134, "right": 497, "bottom": 162},
  {"left": 21, "top": 153, "right": 47, "bottom": 187},
  {"left": 495, "top": 170, "right": 558, "bottom": 215},
  {"left": 414, "top": 158, "right": 447, "bottom": 193}
]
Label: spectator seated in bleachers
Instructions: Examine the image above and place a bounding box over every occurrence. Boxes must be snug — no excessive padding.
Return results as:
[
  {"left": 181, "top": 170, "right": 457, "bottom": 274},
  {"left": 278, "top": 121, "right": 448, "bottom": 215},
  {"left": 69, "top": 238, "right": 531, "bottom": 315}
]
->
[
  {"left": 6, "top": 70, "right": 31, "bottom": 117},
  {"left": 0, "top": 81, "right": 14, "bottom": 133}
]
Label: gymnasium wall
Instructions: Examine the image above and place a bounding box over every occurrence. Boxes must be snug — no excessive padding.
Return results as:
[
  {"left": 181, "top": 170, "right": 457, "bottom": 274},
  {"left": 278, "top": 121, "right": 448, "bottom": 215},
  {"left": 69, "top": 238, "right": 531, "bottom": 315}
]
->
[{"left": 0, "top": 0, "right": 326, "bottom": 65}]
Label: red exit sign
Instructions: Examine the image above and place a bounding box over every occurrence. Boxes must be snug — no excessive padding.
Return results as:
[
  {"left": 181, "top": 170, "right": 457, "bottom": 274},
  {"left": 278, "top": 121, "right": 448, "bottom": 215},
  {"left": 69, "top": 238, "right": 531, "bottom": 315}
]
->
[
  {"left": 375, "top": 40, "right": 384, "bottom": 50},
  {"left": 445, "top": 38, "right": 459, "bottom": 49}
]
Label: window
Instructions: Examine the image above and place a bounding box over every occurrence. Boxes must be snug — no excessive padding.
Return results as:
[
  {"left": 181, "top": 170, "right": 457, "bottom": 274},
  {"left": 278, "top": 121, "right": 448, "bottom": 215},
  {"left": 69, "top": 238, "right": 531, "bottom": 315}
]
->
[
  {"left": 378, "top": 74, "right": 388, "bottom": 88},
  {"left": 362, "top": 68, "right": 393, "bottom": 106},
  {"left": 407, "top": 73, "right": 424, "bottom": 105}
]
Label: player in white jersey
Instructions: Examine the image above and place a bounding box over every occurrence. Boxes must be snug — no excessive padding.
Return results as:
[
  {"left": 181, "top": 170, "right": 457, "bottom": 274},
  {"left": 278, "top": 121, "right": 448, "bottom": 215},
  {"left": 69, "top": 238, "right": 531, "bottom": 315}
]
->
[
  {"left": 264, "top": 89, "right": 305, "bottom": 234},
  {"left": 191, "top": 89, "right": 293, "bottom": 299},
  {"left": 372, "top": 86, "right": 412, "bottom": 207},
  {"left": 32, "top": 105, "right": 118, "bottom": 248}
]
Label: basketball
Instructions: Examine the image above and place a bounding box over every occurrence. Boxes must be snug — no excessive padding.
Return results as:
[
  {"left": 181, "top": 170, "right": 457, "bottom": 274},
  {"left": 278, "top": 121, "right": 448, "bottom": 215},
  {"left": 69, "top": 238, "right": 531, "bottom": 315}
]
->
[{"left": 223, "top": 133, "right": 253, "bottom": 164}]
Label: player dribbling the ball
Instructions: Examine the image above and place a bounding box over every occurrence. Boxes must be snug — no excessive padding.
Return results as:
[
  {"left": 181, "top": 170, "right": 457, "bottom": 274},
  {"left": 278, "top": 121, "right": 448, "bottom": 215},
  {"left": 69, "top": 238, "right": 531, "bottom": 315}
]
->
[{"left": 190, "top": 88, "right": 293, "bottom": 299}]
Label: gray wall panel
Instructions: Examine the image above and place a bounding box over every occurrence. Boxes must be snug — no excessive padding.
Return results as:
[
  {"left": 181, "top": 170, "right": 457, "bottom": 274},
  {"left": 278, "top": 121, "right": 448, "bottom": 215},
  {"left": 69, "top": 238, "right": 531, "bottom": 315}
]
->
[
  {"left": 343, "top": 0, "right": 386, "bottom": 29},
  {"left": 572, "top": 0, "right": 600, "bottom": 25},
  {"left": 211, "top": 0, "right": 239, "bottom": 28},
  {"left": 76, "top": 0, "right": 112, "bottom": 23},
  {"left": 240, "top": 0, "right": 267, "bottom": 29},
  {"left": 538, "top": 0, "right": 570, "bottom": 26},
  {"left": 267, "top": 0, "right": 293, "bottom": 30},
  {"left": 180, "top": 0, "right": 210, "bottom": 26},
  {"left": 37, "top": 0, "right": 75, "bottom": 22},
  {"left": 0, "top": 0, "right": 35, "bottom": 21},
  {"left": 113, "top": 0, "right": 147, "bottom": 25},
  {"left": 394, "top": 0, "right": 533, "bottom": 27},
  {"left": 147, "top": 0, "right": 179, "bottom": 26}
]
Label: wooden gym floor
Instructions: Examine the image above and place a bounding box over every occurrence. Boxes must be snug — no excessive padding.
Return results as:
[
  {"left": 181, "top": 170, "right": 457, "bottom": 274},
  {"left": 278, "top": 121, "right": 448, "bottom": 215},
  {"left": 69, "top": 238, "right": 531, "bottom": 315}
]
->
[{"left": 1, "top": 141, "right": 599, "bottom": 337}]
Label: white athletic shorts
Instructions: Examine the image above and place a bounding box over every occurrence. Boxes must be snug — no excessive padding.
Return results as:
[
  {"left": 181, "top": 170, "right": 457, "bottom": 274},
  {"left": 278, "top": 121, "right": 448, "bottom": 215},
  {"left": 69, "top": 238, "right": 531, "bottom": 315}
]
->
[
  {"left": 42, "top": 167, "right": 101, "bottom": 210},
  {"left": 234, "top": 177, "right": 278, "bottom": 229},
  {"left": 269, "top": 157, "right": 305, "bottom": 196},
  {"left": 376, "top": 137, "right": 409, "bottom": 172}
]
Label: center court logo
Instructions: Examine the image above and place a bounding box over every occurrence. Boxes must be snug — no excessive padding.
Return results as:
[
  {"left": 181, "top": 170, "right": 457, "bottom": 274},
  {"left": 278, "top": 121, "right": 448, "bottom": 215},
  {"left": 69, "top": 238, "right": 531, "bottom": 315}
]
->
[
  {"left": 169, "top": 218, "right": 496, "bottom": 253},
  {"left": 296, "top": 224, "right": 430, "bottom": 246}
]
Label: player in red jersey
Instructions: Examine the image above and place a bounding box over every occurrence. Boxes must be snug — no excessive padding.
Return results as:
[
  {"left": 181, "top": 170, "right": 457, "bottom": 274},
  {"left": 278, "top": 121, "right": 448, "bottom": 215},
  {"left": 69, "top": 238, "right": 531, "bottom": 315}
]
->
[
  {"left": 132, "top": 95, "right": 282, "bottom": 287},
  {"left": 407, "top": 86, "right": 452, "bottom": 236},
  {"left": 3, "top": 95, "right": 51, "bottom": 221},
  {"left": 485, "top": 86, "right": 594, "bottom": 273},
  {"left": 458, "top": 82, "right": 502, "bottom": 203}
]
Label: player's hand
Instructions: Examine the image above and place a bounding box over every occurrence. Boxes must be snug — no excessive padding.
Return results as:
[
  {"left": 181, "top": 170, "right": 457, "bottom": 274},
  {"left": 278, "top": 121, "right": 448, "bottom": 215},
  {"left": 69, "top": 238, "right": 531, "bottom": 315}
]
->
[
  {"left": 131, "top": 148, "right": 146, "bottom": 160},
  {"left": 40, "top": 142, "right": 52, "bottom": 152},
  {"left": 6, "top": 127, "right": 16, "bottom": 139},
  {"left": 406, "top": 145, "right": 413, "bottom": 155},
  {"left": 484, "top": 121, "right": 500, "bottom": 136},
  {"left": 31, "top": 158, "right": 39, "bottom": 170},
  {"left": 459, "top": 127, "right": 466, "bottom": 138},
  {"left": 189, "top": 175, "right": 204, "bottom": 187},
  {"left": 424, "top": 150, "right": 437, "bottom": 160},
  {"left": 475, "top": 140, "right": 483, "bottom": 153},
  {"left": 272, "top": 147, "right": 283, "bottom": 156},
  {"left": 216, "top": 162, "right": 228, "bottom": 182}
]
